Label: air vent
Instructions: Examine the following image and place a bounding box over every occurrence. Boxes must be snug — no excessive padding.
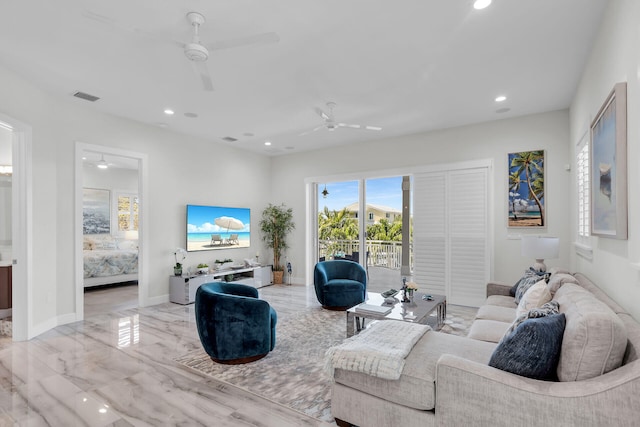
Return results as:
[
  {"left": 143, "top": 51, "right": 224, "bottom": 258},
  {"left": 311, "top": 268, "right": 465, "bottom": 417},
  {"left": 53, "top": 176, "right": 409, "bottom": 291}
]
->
[
  {"left": 222, "top": 136, "right": 238, "bottom": 142},
  {"left": 73, "top": 91, "right": 100, "bottom": 102}
]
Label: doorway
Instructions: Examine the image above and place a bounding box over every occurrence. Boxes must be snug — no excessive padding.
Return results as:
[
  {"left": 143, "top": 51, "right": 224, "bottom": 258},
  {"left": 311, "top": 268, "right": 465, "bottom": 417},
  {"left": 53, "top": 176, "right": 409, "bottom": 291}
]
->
[{"left": 76, "top": 143, "right": 148, "bottom": 320}]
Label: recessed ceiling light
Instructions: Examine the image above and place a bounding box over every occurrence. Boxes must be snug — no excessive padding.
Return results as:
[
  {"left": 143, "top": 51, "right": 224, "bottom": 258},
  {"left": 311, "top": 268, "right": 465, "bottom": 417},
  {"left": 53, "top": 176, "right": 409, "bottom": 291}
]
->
[
  {"left": 495, "top": 95, "right": 507, "bottom": 102},
  {"left": 264, "top": 141, "right": 272, "bottom": 146},
  {"left": 164, "top": 109, "right": 174, "bottom": 115},
  {"left": 473, "top": 0, "right": 492, "bottom": 10}
]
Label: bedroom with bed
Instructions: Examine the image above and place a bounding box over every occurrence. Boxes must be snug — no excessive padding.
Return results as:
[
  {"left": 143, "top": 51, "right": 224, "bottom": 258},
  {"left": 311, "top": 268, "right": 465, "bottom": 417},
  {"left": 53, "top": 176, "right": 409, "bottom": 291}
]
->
[{"left": 82, "top": 155, "right": 139, "bottom": 291}]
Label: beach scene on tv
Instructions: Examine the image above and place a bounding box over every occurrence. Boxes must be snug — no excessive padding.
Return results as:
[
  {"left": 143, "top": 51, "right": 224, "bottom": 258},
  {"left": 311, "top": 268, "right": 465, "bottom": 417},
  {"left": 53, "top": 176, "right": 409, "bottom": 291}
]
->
[{"left": 187, "top": 205, "right": 250, "bottom": 252}]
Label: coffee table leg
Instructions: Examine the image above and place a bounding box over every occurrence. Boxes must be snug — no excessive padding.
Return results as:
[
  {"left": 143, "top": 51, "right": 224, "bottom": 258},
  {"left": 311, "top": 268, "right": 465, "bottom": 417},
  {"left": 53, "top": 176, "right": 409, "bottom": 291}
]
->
[{"left": 346, "top": 312, "right": 355, "bottom": 337}]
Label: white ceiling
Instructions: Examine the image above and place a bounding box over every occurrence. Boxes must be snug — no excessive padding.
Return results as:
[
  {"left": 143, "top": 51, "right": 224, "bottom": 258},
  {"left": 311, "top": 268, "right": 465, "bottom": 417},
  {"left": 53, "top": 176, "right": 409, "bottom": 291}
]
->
[{"left": 0, "top": 0, "right": 608, "bottom": 156}]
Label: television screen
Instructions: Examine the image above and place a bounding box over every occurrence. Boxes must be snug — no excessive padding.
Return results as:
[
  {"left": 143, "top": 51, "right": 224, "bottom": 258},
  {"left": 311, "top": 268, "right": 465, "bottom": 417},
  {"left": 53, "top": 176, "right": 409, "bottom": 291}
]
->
[{"left": 186, "top": 205, "right": 251, "bottom": 252}]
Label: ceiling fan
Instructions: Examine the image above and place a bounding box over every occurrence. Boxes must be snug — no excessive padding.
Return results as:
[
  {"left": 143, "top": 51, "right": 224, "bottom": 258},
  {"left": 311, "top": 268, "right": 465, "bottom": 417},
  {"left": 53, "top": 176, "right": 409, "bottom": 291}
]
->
[
  {"left": 299, "top": 102, "right": 383, "bottom": 136},
  {"left": 83, "top": 10, "right": 279, "bottom": 92}
]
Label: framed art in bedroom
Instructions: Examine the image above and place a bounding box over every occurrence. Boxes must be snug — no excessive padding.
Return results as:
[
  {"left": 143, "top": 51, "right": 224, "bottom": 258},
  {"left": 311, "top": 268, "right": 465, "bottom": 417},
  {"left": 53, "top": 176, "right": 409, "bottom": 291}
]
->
[
  {"left": 83, "top": 188, "right": 111, "bottom": 234},
  {"left": 590, "top": 82, "right": 627, "bottom": 240}
]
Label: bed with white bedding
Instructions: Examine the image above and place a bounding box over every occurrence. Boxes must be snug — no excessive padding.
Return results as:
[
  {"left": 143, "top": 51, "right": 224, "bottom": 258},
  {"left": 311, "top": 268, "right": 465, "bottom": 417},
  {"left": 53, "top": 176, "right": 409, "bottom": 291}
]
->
[{"left": 83, "top": 236, "right": 138, "bottom": 287}]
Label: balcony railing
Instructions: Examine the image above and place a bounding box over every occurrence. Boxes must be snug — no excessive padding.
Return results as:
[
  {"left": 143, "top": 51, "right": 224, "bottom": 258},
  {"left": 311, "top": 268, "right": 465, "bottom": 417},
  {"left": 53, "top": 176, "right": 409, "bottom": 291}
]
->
[{"left": 319, "top": 239, "right": 413, "bottom": 270}]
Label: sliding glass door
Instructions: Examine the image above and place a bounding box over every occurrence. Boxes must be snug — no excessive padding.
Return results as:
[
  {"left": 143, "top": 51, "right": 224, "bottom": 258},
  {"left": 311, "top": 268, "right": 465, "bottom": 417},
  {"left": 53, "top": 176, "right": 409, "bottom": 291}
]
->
[{"left": 315, "top": 176, "right": 410, "bottom": 293}]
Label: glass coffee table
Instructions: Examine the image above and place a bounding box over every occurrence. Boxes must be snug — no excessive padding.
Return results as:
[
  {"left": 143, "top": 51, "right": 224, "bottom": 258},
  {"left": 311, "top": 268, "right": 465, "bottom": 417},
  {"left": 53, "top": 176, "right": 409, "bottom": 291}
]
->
[{"left": 346, "top": 291, "right": 447, "bottom": 337}]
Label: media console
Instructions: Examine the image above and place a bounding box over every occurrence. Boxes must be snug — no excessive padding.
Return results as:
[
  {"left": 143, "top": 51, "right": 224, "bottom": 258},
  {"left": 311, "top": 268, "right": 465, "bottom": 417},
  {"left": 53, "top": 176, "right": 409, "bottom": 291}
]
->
[{"left": 169, "top": 265, "right": 272, "bottom": 304}]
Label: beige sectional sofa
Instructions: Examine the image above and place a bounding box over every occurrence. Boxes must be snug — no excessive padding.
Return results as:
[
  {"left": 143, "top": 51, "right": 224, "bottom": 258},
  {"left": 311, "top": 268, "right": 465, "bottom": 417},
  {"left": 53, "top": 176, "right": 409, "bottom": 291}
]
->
[{"left": 330, "top": 271, "right": 640, "bottom": 427}]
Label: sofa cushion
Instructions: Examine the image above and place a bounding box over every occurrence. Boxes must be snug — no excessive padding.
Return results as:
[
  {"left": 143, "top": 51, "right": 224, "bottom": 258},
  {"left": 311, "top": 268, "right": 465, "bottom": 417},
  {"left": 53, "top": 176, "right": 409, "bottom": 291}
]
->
[
  {"left": 485, "top": 294, "right": 516, "bottom": 308},
  {"left": 475, "top": 305, "right": 517, "bottom": 323},
  {"left": 516, "top": 279, "right": 552, "bottom": 318},
  {"left": 489, "top": 313, "right": 566, "bottom": 380},
  {"left": 468, "top": 319, "right": 511, "bottom": 343},
  {"left": 547, "top": 273, "right": 578, "bottom": 295},
  {"left": 554, "top": 283, "right": 628, "bottom": 381},
  {"left": 333, "top": 330, "right": 496, "bottom": 411}
]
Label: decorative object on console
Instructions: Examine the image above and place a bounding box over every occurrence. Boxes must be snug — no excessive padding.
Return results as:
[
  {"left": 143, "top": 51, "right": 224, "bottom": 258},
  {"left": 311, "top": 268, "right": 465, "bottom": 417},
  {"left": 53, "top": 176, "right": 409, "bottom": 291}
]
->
[
  {"left": 174, "top": 247, "right": 187, "bottom": 276},
  {"left": 590, "top": 82, "right": 627, "bottom": 240},
  {"left": 259, "top": 203, "right": 295, "bottom": 284},
  {"left": 508, "top": 150, "right": 545, "bottom": 228},
  {"left": 197, "top": 263, "right": 209, "bottom": 274},
  {"left": 521, "top": 235, "right": 559, "bottom": 272}
]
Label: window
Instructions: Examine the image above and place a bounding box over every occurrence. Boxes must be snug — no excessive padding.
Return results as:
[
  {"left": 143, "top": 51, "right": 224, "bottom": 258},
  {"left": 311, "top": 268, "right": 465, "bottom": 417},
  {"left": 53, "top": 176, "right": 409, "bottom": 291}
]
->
[
  {"left": 575, "top": 131, "right": 592, "bottom": 259},
  {"left": 368, "top": 212, "right": 374, "bottom": 221},
  {"left": 577, "top": 141, "right": 589, "bottom": 238},
  {"left": 117, "top": 193, "right": 138, "bottom": 232}
]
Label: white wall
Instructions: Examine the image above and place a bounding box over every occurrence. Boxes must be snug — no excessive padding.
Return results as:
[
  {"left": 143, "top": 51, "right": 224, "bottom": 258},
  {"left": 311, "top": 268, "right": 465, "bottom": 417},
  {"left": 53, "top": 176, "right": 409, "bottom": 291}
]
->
[
  {"left": 569, "top": 0, "right": 640, "bottom": 319},
  {"left": 83, "top": 164, "right": 138, "bottom": 194},
  {"left": 0, "top": 63, "right": 271, "bottom": 334},
  {"left": 271, "top": 110, "right": 571, "bottom": 286}
]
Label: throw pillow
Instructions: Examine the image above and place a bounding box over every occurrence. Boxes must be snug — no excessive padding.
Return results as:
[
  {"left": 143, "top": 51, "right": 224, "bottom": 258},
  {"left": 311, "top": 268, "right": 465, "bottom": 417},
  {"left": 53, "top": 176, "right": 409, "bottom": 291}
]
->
[
  {"left": 505, "top": 300, "right": 560, "bottom": 336},
  {"left": 515, "top": 280, "right": 552, "bottom": 318},
  {"left": 547, "top": 273, "right": 579, "bottom": 295},
  {"left": 489, "top": 313, "right": 566, "bottom": 381},
  {"left": 510, "top": 267, "right": 549, "bottom": 299}
]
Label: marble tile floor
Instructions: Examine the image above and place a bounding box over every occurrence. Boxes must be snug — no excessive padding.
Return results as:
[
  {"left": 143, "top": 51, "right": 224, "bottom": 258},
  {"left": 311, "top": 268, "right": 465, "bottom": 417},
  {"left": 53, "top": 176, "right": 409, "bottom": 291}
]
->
[{"left": 0, "top": 283, "right": 334, "bottom": 426}]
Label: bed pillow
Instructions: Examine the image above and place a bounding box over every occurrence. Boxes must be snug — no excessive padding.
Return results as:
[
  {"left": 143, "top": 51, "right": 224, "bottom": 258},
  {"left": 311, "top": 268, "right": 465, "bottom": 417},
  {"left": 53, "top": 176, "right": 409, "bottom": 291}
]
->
[
  {"left": 516, "top": 280, "right": 552, "bottom": 318},
  {"left": 83, "top": 238, "right": 96, "bottom": 250},
  {"left": 489, "top": 313, "right": 566, "bottom": 381},
  {"left": 118, "top": 240, "right": 137, "bottom": 250}
]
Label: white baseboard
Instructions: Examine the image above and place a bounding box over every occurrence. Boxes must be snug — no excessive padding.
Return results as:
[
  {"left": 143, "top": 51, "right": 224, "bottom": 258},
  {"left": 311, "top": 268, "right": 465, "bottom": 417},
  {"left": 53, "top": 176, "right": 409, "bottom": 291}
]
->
[{"left": 143, "top": 294, "right": 169, "bottom": 307}]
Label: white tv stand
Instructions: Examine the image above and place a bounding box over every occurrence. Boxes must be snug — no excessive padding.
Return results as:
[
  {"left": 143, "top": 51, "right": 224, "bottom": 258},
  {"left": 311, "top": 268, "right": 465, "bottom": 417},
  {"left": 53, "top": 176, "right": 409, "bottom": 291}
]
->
[{"left": 169, "top": 265, "right": 272, "bottom": 305}]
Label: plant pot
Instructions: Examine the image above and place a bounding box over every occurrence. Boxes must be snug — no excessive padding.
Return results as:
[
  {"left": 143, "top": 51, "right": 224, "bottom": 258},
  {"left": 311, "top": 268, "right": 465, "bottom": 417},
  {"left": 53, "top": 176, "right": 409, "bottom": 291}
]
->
[
  {"left": 273, "top": 270, "right": 284, "bottom": 284},
  {"left": 174, "top": 267, "right": 182, "bottom": 276},
  {"left": 198, "top": 267, "right": 209, "bottom": 274}
]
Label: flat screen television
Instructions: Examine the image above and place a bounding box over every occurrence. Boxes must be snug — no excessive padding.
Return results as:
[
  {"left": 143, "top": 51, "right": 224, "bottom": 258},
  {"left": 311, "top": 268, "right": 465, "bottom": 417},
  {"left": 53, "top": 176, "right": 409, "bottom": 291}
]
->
[{"left": 186, "top": 205, "right": 250, "bottom": 252}]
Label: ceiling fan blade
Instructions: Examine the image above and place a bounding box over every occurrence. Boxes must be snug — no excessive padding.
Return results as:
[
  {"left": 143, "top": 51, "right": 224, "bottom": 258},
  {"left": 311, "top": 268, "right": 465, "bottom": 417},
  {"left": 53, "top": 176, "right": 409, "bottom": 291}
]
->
[
  {"left": 83, "top": 10, "right": 187, "bottom": 49},
  {"left": 207, "top": 32, "right": 280, "bottom": 51},
  {"left": 299, "top": 125, "right": 324, "bottom": 136},
  {"left": 191, "top": 61, "right": 214, "bottom": 91},
  {"left": 364, "top": 126, "right": 383, "bottom": 131},
  {"left": 338, "top": 123, "right": 362, "bottom": 129}
]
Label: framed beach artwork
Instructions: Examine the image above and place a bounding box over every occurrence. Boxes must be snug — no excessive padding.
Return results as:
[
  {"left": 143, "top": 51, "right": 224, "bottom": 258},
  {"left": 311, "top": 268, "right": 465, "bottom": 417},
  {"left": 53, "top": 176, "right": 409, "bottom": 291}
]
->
[
  {"left": 590, "top": 82, "right": 627, "bottom": 239},
  {"left": 83, "top": 188, "right": 111, "bottom": 234},
  {"left": 508, "top": 150, "right": 545, "bottom": 228}
]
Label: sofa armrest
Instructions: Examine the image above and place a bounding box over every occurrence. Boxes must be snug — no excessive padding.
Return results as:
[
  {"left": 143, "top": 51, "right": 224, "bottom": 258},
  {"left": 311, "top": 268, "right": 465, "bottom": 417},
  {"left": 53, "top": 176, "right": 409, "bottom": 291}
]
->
[
  {"left": 435, "top": 354, "right": 640, "bottom": 427},
  {"left": 486, "top": 281, "right": 511, "bottom": 297}
]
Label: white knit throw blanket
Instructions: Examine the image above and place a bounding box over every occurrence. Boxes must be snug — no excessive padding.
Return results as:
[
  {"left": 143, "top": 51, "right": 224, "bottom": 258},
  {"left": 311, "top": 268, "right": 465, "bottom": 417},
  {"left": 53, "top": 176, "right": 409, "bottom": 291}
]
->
[{"left": 325, "top": 321, "right": 431, "bottom": 380}]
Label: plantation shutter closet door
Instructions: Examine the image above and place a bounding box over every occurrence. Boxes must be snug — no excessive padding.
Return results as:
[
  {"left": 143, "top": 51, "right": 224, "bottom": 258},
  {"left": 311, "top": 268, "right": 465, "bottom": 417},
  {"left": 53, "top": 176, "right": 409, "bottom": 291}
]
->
[{"left": 413, "top": 167, "right": 489, "bottom": 306}]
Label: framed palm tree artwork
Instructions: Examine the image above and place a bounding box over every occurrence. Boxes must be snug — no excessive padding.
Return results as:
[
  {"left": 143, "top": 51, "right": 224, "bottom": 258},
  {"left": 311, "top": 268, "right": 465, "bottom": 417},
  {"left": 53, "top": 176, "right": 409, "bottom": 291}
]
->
[{"left": 508, "top": 150, "right": 545, "bottom": 228}]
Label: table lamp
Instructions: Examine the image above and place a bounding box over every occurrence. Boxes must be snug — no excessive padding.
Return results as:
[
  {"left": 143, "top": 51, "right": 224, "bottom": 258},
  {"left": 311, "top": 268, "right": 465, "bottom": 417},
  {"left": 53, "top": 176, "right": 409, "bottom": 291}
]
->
[{"left": 521, "top": 236, "right": 559, "bottom": 272}]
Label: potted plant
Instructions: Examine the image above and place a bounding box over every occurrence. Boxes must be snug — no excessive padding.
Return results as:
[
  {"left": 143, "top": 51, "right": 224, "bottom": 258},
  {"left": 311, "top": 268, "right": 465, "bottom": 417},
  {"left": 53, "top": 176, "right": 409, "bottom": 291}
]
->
[
  {"left": 259, "top": 203, "right": 295, "bottom": 284},
  {"left": 174, "top": 248, "right": 187, "bottom": 276},
  {"left": 197, "top": 263, "right": 209, "bottom": 274}
]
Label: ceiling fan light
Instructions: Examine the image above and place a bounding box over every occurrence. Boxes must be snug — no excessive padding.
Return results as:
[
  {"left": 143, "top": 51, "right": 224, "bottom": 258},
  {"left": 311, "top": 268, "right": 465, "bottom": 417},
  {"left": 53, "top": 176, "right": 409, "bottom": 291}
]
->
[
  {"left": 365, "top": 126, "right": 383, "bottom": 131},
  {"left": 97, "top": 154, "right": 109, "bottom": 169},
  {"left": 473, "top": 0, "right": 492, "bottom": 10},
  {"left": 184, "top": 43, "right": 209, "bottom": 62}
]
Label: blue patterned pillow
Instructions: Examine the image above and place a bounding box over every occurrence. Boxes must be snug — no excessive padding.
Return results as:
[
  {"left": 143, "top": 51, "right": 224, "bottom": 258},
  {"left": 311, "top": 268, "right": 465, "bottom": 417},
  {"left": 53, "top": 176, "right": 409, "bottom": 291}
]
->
[{"left": 489, "top": 313, "right": 566, "bottom": 381}]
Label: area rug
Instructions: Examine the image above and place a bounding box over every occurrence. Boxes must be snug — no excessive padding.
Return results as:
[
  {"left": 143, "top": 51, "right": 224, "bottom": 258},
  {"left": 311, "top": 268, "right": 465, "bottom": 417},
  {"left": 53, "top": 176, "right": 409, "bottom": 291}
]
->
[{"left": 175, "top": 305, "right": 476, "bottom": 423}]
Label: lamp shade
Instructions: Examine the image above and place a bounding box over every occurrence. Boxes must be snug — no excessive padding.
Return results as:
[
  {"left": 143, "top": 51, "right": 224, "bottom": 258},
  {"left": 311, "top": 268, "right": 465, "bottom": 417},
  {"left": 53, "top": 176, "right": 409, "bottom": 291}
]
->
[{"left": 521, "top": 236, "right": 559, "bottom": 259}]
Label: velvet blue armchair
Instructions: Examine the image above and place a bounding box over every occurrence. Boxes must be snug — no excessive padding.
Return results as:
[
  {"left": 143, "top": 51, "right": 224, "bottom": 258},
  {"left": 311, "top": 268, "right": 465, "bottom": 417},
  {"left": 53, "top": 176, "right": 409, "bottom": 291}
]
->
[
  {"left": 314, "top": 260, "right": 367, "bottom": 310},
  {"left": 195, "top": 282, "right": 277, "bottom": 364}
]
